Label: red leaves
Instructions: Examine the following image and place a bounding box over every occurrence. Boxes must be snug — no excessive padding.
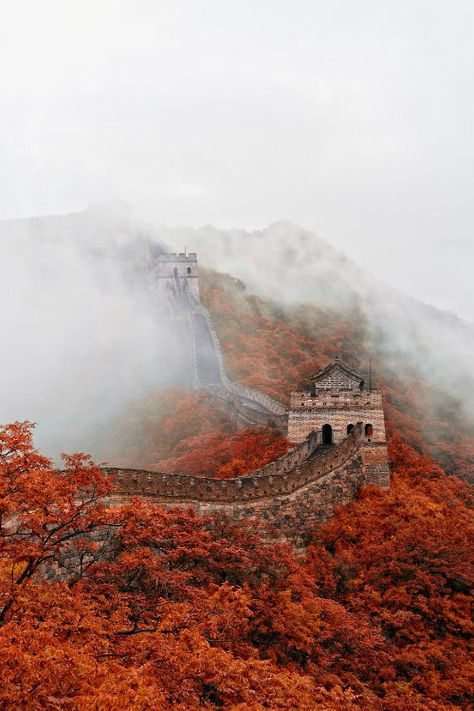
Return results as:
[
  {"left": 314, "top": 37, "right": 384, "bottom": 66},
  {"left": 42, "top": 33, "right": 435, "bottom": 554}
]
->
[
  {"left": 101, "top": 385, "right": 291, "bottom": 478},
  {"left": 0, "top": 422, "right": 114, "bottom": 624},
  {"left": 307, "top": 438, "right": 474, "bottom": 706},
  {"left": 161, "top": 427, "right": 291, "bottom": 478},
  {"left": 1, "top": 421, "right": 473, "bottom": 708},
  {"left": 199, "top": 268, "right": 474, "bottom": 483}
]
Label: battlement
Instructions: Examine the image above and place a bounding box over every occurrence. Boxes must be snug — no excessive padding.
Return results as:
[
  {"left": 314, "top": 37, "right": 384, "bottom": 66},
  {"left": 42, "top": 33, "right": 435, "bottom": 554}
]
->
[
  {"left": 149, "top": 250, "right": 200, "bottom": 310},
  {"left": 290, "top": 390, "right": 383, "bottom": 409},
  {"left": 106, "top": 424, "right": 363, "bottom": 503},
  {"left": 150, "top": 252, "right": 198, "bottom": 278},
  {"left": 104, "top": 421, "right": 389, "bottom": 547},
  {"left": 135, "top": 252, "right": 391, "bottom": 545},
  {"left": 288, "top": 360, "right": 389, "bottom": 451},
  {"left": 156, "top": 252, "right": 197, "bottom": 262}
]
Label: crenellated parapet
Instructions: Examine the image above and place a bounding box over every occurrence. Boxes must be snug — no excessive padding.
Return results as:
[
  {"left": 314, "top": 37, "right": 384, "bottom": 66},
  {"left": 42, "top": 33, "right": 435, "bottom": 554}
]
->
[
  {"left": 101, "top": 356, "right": 391, "bottom": 545},
  {"left": 104, "top": 424, "right": 373, "bottom": 547},
  {"left": 290, "top": 390, "right": 383, "bottom": 410},
  {"left": 147, "top": 249, "right": 289, "bottom": 421},
  {"left": 105, "top": 424, "right": 364, "bottom": 503},
  {"left": 220, "top": 379, "right": 287, "bottom": 416}
]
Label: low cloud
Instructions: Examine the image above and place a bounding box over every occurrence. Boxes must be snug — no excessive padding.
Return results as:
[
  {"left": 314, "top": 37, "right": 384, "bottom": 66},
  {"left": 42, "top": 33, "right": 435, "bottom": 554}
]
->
[{"left": 0, "top": 204, "right": 184, "bottom": 461}]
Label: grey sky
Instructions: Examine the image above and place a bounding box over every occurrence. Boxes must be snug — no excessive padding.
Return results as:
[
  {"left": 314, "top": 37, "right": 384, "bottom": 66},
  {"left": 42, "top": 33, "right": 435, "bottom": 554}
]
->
[{"left": 1, "top": 0, "right": 473, "bottom": 319}]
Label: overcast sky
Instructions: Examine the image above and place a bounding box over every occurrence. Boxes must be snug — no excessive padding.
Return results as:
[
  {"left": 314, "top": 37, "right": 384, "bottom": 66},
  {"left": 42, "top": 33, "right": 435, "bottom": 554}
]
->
[{"left": 1, "top": 0, "right": 473, "bottom": 319}]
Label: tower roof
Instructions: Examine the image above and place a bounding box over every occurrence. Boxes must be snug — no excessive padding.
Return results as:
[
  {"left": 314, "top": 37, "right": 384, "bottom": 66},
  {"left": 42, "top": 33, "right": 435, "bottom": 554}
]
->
[{"left": 311, "top": 358, "right": 365, "bottom": 390}]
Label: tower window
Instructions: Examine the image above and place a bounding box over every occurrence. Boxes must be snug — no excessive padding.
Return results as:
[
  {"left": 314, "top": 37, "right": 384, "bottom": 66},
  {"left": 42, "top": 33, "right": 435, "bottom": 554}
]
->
[
  {"left": 187, "top": 267, "right": 192, "bottom": 275},
  {"left": 365, "top": 423, "right": 373, "bottom": 437},
  {"left": 347, "top": 423, "right": 354, "bottom": 434}
]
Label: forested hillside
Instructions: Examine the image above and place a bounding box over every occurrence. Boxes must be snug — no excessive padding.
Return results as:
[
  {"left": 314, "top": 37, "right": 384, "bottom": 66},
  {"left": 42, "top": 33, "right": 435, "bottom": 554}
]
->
[
  {"left": 1, "top": 422, "right": 472, "bottom": 709},
  {"left": 102, "top": 267, "right": 474, "bottom": 483},
  {"left": 3, "top": 208, "right": 473, "bottom": 479},
  {"left": 1, "top": 218, "right": 473, "bottom": 709}
]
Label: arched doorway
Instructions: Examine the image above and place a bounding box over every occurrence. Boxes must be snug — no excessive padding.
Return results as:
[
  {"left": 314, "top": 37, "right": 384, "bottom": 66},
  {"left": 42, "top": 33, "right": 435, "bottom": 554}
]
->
[
  {"left": 347, "top": 423, "right": 354, "bottom": 434},
  {"left": 322, "top": 424, "right": 333, "bottom": 445}
]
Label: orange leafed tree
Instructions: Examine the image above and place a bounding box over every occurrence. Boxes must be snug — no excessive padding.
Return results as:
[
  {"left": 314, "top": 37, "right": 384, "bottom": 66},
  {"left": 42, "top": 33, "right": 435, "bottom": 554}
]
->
[
  {"left": 1, "top": 421, "right": 473, "bottom": 709},
  {"left": 0, "top": 421, "right": 113, "bottom": 625},
  {"left": 307, "top": 437, "right": 474, "bottom": 709},
  {"left": 0, "top": 422, "right": 364, "bottom": 708},
  {"left": 102, "top": 386, "right": 291, "bottom": 477}
]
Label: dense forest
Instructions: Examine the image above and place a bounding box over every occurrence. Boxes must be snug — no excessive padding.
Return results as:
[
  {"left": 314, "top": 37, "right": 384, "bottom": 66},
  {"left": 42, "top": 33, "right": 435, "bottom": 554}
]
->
[
  {"left": 1, "top": 266, "right": 473, "bottom": 709},
  {"left": 1, "top": 422, "right": 472, "bottom": 709}
]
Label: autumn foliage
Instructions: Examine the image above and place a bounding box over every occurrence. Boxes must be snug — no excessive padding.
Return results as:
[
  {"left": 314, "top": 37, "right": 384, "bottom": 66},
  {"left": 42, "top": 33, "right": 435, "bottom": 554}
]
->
[
  {"left": 200, "top": 268, "right": 474, "bottom": 481},
  {"left": 102, "top": 387, "right": 291, "bottom": 477},
  {"left": 158, "top": 426, "right": 291, "bottom": 478},
  {"left": 101, "top": 268, "right": 473, "bottom": 483},
  {"left": 1, "top": 421, "right": 473, "bottom": 709}
]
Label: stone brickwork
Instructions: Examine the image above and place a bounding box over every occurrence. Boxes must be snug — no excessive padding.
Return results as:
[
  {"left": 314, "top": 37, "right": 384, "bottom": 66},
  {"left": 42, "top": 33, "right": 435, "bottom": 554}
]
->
[
  {"left": 150, "top": 252, "right": 199, "bottom": 307},
  {"left": 104, "top": 419, "right": 390, "bottom": 548},
  {"left": 104, "top": 425, "right": 369, "bottom": 547},
  {"left": 288, "top": 390, "right": 386, "bottom": 444},
  {"left": 207, "top": 386, "right": 288, "bottom": 434},
  {"left": 361, "top": 442, "right": 392, "bottom": 488},
  {"left": 151, "top": 251, "right": 199, "bottom": 282},
  {"left": 128, "top": 251, "right": 392, "bottom": 545},
  {"left": 148, "top": 250, "right": 288, "bottom": 424},
  {"left": 287, "top": 361, "right": 390, "bottom": 490},
  {"left": 311, "top": 362, "right": 364, "bottom": 391},
  {"left": 289, "top": 364, "right": 386, "bottom": 443}
]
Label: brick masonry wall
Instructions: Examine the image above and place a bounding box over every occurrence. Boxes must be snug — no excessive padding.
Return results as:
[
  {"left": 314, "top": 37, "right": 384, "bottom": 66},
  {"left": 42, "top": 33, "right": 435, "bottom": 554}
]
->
[
  {"left": 106, "top": 452, "right": 366, "bottom": 549},
  {"left": 105, "top": 426, "right": 360, "bottom": 502},
  {"left": 102, "top": 424, "right": 391, "bottom": 546},
  {"left": 288, "top": 390, "right": 387, "bottom": 444},
  {"left": 209, "top": 389, "right": 288, "bottom": 433},
  {"left": 148, "top": 252, "right": 287, "bottom": 422},
  {"left": 136, "top": 254, "right": 391, "bottom": 545},
  {"left": 361, "top": 442, "right": 391, "bottom": 488}
]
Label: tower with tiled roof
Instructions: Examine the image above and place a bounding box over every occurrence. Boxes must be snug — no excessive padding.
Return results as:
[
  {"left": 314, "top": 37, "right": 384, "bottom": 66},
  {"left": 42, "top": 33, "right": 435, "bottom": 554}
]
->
[{"left": 288, "top": 358, "right": 390, "bottom": 487}]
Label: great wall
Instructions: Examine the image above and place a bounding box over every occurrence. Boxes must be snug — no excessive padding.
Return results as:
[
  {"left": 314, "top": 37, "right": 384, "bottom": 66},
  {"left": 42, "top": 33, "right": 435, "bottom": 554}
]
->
[{"left": 107, "top": 250, "right": 391, "bottom": 546}]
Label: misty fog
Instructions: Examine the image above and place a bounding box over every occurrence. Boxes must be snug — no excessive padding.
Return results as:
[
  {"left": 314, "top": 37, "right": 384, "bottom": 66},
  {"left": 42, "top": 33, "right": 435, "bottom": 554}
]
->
[
  {"left": 161, "top": 220, "right": 474, "bottom": 420},
  {"left": 1, "top": 204, "right": 473, "bottom": 467},
  {"left": 1, "top": 1, "right": 473, "bottom": 321},
  {"left": 0, "top": 1, "right": 472, "bottom": 465},
  {"left": 0, "top": 205, "right": 187, "bottom": 460}
]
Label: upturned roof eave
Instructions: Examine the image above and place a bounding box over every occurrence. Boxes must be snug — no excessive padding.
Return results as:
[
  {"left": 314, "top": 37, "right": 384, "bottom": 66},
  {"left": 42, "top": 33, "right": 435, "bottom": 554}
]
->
[{"left": 311, "top": 360, "right": 364, "bottom": 386}]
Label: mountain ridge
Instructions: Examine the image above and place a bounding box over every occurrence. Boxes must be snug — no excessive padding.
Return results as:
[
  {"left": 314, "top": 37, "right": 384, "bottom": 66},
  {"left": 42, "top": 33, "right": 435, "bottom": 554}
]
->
[{"left": 1, "top": 207, "right": 473, "bottom": 478}]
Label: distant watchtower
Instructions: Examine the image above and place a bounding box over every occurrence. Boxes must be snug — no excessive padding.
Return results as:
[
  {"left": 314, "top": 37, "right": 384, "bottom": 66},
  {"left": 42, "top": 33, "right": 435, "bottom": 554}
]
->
[
  {"left": 149, "top": 252, "right": 199, "bottom": 310},
  {"left": 151, "top": 251, "right": 199, "bottom": 294},
  {"left": 288, "top": 358, "right": 390, "bottom": 487}
]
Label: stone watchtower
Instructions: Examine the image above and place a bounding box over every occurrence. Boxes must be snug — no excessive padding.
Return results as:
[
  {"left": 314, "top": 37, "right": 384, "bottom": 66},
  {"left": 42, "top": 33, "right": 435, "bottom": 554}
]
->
[
  {"left": 149, "top": 251, "right": 199, "bottom": 310},
  {"left": 288, "top": 358, "right": 390, "bottom": 488}
]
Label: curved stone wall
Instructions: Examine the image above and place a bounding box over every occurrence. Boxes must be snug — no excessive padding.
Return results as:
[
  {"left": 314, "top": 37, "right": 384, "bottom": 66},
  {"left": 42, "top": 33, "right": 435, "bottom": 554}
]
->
[
  {"left": 105, "top": 424, "right": 363, "bottom": 504},
  {"left": 209, "top": 389, "right": 288, "bottom": 433},
  {"left": 164, "top": 272, "right": 287, "bottom": 421},
  {"left": 221, "top": 379, "right": 287, "bottom": 417}
]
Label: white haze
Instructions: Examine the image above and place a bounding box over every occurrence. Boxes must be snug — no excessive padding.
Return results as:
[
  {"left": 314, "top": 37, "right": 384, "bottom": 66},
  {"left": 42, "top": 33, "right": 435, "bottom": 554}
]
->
[
  {"left": 0, "top": 206, "right": 473, "bottom": 467},
  {"left": 0, "top": 206, "right": 184, "bottom": 461},
  {"left": 161, "top": 221, "right": 474, "bottom": 420},
  {"left": 0, "top": 0, "right": 472, "bottom": 460},
  {"left": 0, "top": 1, "right": 473, "bottom": 320}
]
